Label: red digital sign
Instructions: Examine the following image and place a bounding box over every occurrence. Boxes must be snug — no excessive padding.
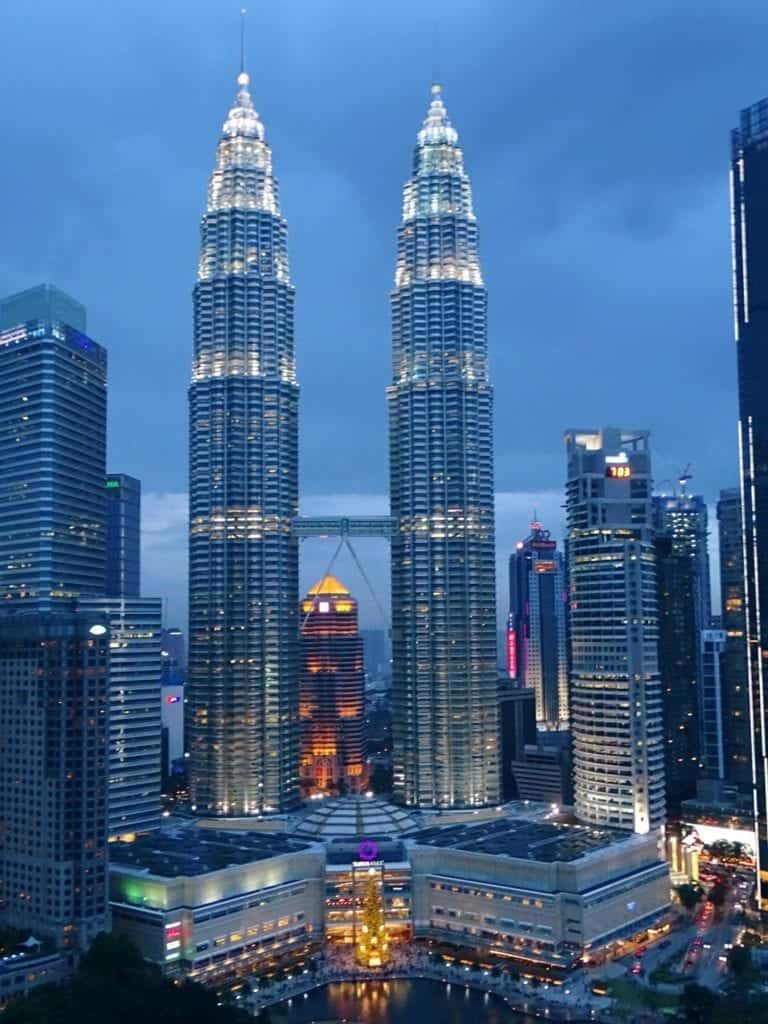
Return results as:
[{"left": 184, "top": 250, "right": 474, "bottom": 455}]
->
[{"left": 507, "top": 626, "right": 517, "bottom": 680}]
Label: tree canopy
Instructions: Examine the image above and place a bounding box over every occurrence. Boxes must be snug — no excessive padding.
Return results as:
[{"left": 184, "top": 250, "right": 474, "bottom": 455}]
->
[{"left": 4, "top": 933, "right": 251, "bottom": 1024}]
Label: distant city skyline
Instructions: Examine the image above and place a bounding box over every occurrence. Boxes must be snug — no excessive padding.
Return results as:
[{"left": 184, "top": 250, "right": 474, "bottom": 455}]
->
[{"left": 140, "top": 486, "right": 725, "bottom": 631}]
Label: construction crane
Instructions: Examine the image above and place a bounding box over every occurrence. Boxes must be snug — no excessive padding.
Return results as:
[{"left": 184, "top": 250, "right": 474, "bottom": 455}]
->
[{"left": 678, "top": 463, "right": 693, "bottom": 496}]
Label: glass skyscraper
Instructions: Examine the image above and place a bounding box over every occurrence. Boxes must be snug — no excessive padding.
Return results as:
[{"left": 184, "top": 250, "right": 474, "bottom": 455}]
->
[
  {"left": 653, "top": 494, "right": 710, "bottom": 812},
  {"left": 716, "top": 487, "right": 751, "bottom": 788},
  {"left": 105, "top": 473, "right": 140, "bottom": 598},
  {"left": 565, "top": 428, "right": 664, "bottom": 834},
  {"left": 0, "top": 285, "right": 106, "bottom": 605},
  {"left": 389, "top": 86, "right": 499, "bottom": 808},
  {"left": 507, "top": 522, "right": 569, "bottom": 731},
  {"left": 188, "top": 67, "right": 299, "bottom": 815},
  {"left": 731, "top": 97, "right": 768, "bottom": 907}
]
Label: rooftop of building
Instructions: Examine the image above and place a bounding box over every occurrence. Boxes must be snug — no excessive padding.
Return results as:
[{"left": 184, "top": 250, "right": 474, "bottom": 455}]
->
[
  {"left": 406, "top": 816, "right": 639, "bottom": 863},
  {"left": 110, "top": 827, "right": 315, "bottom": 878},
  {"left": 306, "top": 575, "right": 350, "bottom": 596},
  {"left": 292, "top": 795, "right": 420, "bottom": 840}
]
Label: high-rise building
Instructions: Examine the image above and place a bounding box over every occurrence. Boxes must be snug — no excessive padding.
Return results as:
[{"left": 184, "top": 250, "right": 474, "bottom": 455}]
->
[
  {"left": 78, "top": 596, "right": 162, "bottom": 839},
  {"left": 653, "top": 494, "right": 710, "bottom": 812},
  {"left": 507, "top": 522, "right": 569, "bottom": 730},
  {"left": 299, "top": 576, "right": 366, "bottom": 794},
  {"left": 564, "top": 428, "right": 664, "bottom": 833},
  {"left": 717, "top": 488, "right": 751, "bottom": 789},
  {"left": 389, "top": 86, "right": 499, "bottom": 809},
  {"left": 700, "top": 629, "right": 727, "bottom": 782},
  {"left": 0, "top": 610, "right": 110, "bottom": 950},
  {"left": 105, "top": 473, "right": 140, "bottom": 598},
  {"left": 0, "top": 285, "right": 106, "bottom": 606},
  {"left": 188, "top": 65, "right": 299, "bottom": 815},
  {"left": 731, "top": 97, "right": 768, "bottom": 907},
  {"left": 498, "top": 685, "right": 536, "bottom": 801}
]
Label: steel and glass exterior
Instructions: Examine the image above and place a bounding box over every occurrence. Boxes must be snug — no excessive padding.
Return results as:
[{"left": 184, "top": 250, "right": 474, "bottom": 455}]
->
[
  {"left": 105, "top": 473, "right": 141, "bottom": 598},
  {"left": 78, "top": 596, "right": 162, "bottom": 839},
  {"left": 389, "top": 86, "right": 499, "bottom": 808},
  {"left": 0, "top": 610, "right": 110, "bottom": 950},
  {"left": 716, "top": 488, "right": 751, "bottom": 788},
  {"left": 565, "top": 428, "right": 664, "bottom": 834},
  {"left": 508, "top": 523, "right": 569, "bottom": 730},
  {"left": 188, "top": 70, "right": 299, "bottom": 815},
  {"left": 653, "top": 494, "right": 710, "bottom": 812},
  {"left": 0, "top": 286, "right": 106, "bottom": 606},
  {"left": 731, "top": 97, "right": 768, "bottom": 907}
]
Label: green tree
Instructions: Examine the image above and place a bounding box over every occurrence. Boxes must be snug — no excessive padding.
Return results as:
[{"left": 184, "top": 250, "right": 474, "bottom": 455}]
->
[
  {"left": 677, "top": 883, "right": 703, "bottom": 911},
  {"left": 728, "top": 944, "right": 752, "bottom": 982},
  {"left": 369, "top": 763, "right": 393, "bottom": 795}
]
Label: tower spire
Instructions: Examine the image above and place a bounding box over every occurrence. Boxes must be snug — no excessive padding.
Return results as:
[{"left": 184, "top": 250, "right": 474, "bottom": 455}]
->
[{"left": 239, "top": 7, "right": 248, "bottom": 85}]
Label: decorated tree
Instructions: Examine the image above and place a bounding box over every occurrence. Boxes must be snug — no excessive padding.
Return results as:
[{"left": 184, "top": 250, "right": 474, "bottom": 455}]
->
[{"left": 356, "top": 870, "right": 389, "bottom": 968}]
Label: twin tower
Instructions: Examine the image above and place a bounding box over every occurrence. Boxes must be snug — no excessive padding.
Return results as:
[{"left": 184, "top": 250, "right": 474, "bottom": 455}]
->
[{"left": 188, "top": 71, "right": 499, "bottom": 816}]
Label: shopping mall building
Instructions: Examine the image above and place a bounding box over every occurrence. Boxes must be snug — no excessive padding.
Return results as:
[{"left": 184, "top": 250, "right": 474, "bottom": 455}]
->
[{"left": 109, "top": 798, "right": 670, "bottom": 982}]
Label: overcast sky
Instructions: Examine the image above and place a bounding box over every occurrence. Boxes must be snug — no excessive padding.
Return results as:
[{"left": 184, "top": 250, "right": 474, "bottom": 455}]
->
[{"left": 1, "top": 0, "right": 764, "bottom": 627}]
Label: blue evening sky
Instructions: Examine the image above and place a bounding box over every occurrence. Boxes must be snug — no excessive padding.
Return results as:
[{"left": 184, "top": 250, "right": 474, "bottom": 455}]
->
[{"left": 1, "top": 0, "right": 764, "bottom": 626}]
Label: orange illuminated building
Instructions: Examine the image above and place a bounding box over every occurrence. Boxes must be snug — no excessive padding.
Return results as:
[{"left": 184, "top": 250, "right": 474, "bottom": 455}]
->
[{"left": 300, "top": 576, "right": 366, "bottom": 795}]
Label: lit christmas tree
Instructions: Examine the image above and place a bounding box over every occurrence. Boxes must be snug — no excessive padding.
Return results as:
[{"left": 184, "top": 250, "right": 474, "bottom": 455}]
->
[{"left": 356, "top": 869, "right": 389, "bottom": 967}]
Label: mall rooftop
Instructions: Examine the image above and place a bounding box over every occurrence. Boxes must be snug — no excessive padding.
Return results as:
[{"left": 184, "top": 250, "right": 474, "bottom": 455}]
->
[
  {"left": 110, "top": 827, "right": 315, "bottom": 877},
  {"left": 406, "top": 817, "right": 636, "bottom": 863}
]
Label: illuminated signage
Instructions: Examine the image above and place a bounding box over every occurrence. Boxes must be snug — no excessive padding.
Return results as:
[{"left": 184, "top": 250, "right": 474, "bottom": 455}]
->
[
  {"left": 535, "top": 561, "right": 556, "bottom": 573},
  {"left": 357, "top": 839, "right": 379, "bottom": 862},
  {"left": 165, "top": 695, "right": 181, "bottom": 704},
  {"left": 89, "top": 624, "right": 107, "bottom": 636},
  {"left": 606, "top": 464, "right": 631, "bottom": 479},
  {"left": 507, "top": 626, "right": 517, "bottom": 680},
  {"left": 105, "top": 480, "right": 121, "bottom": 489}
]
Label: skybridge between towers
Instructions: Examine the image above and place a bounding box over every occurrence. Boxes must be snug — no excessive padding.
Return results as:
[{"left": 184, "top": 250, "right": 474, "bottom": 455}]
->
[
  {"left": 292, "top": 516, "right": 396, "bottom": 539},
  {"left": 292, "top": 516, "right": 395, "bottom": 630}
]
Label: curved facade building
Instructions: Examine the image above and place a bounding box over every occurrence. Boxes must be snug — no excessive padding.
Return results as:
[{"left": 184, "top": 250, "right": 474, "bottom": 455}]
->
[
  {"left": 389, "top": 86, "right": 499, "bottom": 808},
  {"left": 188, "top": 69, "right": 299, "bottom": 815}
]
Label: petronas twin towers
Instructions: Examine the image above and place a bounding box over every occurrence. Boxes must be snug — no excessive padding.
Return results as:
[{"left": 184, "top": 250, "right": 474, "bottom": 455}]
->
[{"left": 188, "top": 68, "right": 499, "bottom": 816}]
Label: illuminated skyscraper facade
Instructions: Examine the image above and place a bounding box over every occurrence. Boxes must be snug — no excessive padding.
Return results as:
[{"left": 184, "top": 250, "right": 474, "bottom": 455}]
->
[
  {"left": 188, "top": 68, "right": 299, "bottom": 815},
  {"left": 565, "top": 428, "right": 664, "bottom": 834},
  {"left": 507, "top": 522, "right": 569, "bottom": 730},
  {"left": 299, "top": 576, "right": 365, "bottom": 794},
  {"left": 731, "top": 97, "right": 768, "bottom": 906},
  {"left": 653, "top": 494, "right": 710, "bottom": 812},
  {"left": 716, "top": 488, "right": 751, "bottom": 788},
  {"left": 0, "top": 285, "right": 106, "bottom": 606},
  {"left": 389, "top": 86, "right": 499, "bottom": 808}
]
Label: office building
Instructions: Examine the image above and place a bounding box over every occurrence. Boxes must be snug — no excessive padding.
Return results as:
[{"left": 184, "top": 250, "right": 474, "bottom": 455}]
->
[
  {"left": 717, "top": 488, "right": 751, "bottom": 789},
  {"left": 105, "top": 474, "right": 140, "bottom": 598},
  {"left": 565, "top": 428, "right": 664, "bottom": 833},
  {"left": 653, "top": 494, "right": 710, "bottom": 812},
  {"left": 299, "top": 576, "right": 366, "bottom": 795},
  {"left": 0, "top": 611, "right": 110, "bottom": 950},
  {"left": 732, "top": 97, "right": 768, "bottom": 907},
  {"left": 188, "top": 64, "right": 299, "bottom": 814},
  {"left": 700, "top": 630, "right": 727, "bottom": 781},
  {"left": 0, "top": 285, "right": 106, "bottom": 606},
  {"left": 498, "top": 685, "right": 536, "bottom": 800},
  {"left": 507, "top": 522, "right": 569, "bottom": 729},
  {"left": 78, "top": 596, "right": 163, "bottom": 839},
  {"left": 389, "top": 86, "right": 499, "bottom": 808}
]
